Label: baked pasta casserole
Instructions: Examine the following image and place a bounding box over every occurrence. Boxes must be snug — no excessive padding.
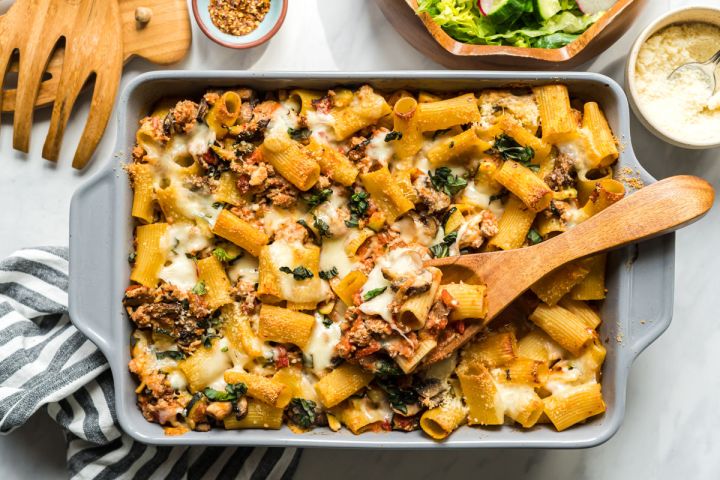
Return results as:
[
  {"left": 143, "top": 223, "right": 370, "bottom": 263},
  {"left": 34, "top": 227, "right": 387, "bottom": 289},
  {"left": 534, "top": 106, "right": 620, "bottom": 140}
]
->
[{"left": 124, "top": 83, "right": 623, "bottom": 438}]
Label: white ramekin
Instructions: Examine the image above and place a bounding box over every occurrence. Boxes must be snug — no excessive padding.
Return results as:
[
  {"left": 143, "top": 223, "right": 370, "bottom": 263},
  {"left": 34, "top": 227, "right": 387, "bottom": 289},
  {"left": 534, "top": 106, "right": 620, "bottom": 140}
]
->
[{"left": 625, "top": 6, "right": 720, "bottom": 150}]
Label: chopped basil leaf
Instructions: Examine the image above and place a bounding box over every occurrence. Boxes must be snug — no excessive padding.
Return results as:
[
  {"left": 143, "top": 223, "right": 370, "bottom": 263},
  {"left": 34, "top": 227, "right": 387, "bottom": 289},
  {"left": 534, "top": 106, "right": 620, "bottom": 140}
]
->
[
  {"left": 296, "top": 219, "right": 320, "bottom": 245},
  {"left": 527, "top": 228, "right": 543, "bottom": 245},
  {"left": 212, "top": 247, "right": 233, "bottom": 262},
  {"left": 287, "top": 398, "right": 317, "bottom": 428},
  {"left": 376, "top": 379, "right": 418, "bottom": 415},
  {"left": 363, "top": 286, "right": 387, "bottom": 301},
  {"left": 349, "top": 191, "right": 369, "bottom": 217},
  {"left": 191, "top": 281, "right": 207, "bottom": 295},
  {"left": 441, "top": 206, "right": 458, "bottom": 227},
  {"left": 319, "top": 267, "right": 339, "bottom": 280},
  {"left": 155, "top": 350, "right": 185, "bottom": 361},
  {"left": 279, "top": 266, "right": 314, "bottom": 281},
  {"left": 489, "top": 190, "right": 509, "bottom": 202},
  {"left": 128, "top": 252, "right": 136, "bottom": 264},
  {"left": 384, "top": 131, "right": 403, "bottom": 142},
  {"left": 303, "top": 188, "right": 333, "bottom": 209},
  {"left": 322, "top": 316, "right": 333, "bottom": 327},
  {"left": 203, "top": 382, "right": 247, "bottom": 402},
  {"left": 288, "top": 127, "right": 311, "bottom": 142},
  {"left": 429, "top": 167, "right": 468, "bottom": 196},
  {"left": 430, "top": 231, "right": 459, "bottom": 259},
  {"left": 212, "top": 201, "right": 224, "bottom": 209},
  {"left": 313, "top": 215, "right": 332, "bottom": 238},
  {"left": 345, "top": 214, "right": 360, "bottom": 228},
  {"left": 221, "top": 346, "right": 229, "bottom": 352},
  {"left": 494, "top": 134, "right": 536, "bottom": 167}
]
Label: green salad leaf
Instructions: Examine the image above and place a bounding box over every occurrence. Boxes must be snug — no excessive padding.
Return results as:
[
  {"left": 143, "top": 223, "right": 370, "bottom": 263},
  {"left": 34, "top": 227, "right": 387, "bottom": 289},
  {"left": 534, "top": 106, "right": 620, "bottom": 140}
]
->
[{"left": 417, "top": 0, "right": 604, "bottom": 48}]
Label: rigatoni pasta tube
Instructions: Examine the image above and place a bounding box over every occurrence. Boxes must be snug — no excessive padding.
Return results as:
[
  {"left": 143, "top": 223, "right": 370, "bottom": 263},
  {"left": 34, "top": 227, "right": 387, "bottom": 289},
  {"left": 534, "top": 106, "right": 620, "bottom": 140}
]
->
[
  {"left": 543, "top": 383, "right": 606, "bottom": 431},
  {"left": 289, "top": 89, "right": 322, "bottom": 116},
  {"left": 261, "top": 135, "right": 320, "bottom": 191},
  {"left": 456, "top": 362, "right": 503, "bottom": 426},
  {"left": 496, "top": 358, "right": 549, "bottom": 386},
  {"left": 570, "top": 254, "right": 607, "bottom": 300},
  {"left": 206, "top": 91, "right": 242, "bottom": 139},
  {"left": 127, "top": 163, "right": 155, "bottom": 223},
  {"left": 396, "top": 338, "right": 437, "bottom": 374},
  {"left": 214, "top": 171, "right": 243, "bottom": 206},
  {"left": 533, "top": 84, "right": 576, "bottom": 143},
  {"left": 331, "top": 270, "right": 367, "bottom": 306},
  {"left": 487, "top": 195, "right": 536, "bottom": 251},
  {"left": 211, "top": 209, "right": 268, "bottom": 257},
  {"left": 331, "top": 87, "right": 392, "bottom": 140},
  {"left": 398, "top": 267, "right": 441, "bottom": 331},
  {"left": 315, "top": 363, "right": 374, "bottom": 408},
  {"left": 516, "top": 329, "right": 564, "bottom": 366},
  {"left": 306, "top": 137, "right": 358, "bottom": 186},
  {"left": 417, "top": 93, "right": 480, "bottom": 131},
  {"left": 222, "top": 303, "right": 265, "bottom": 359},
  {"left": 558, "top": 298, "right": 601, "bottom": 329},
  {"left": 392, "top": 96, "right": 423, "bottom": 159},
  {"left": 442, "top": 283, "right": 488, "bottom": 321},
  {"left": 178, "top": 340, "right": 232, "bottom": 392},
  {"left": 493, "top": 160, "right": 553, "bottom": 213},
  {"left": 419, "top": 398, "right": 466, "bottom": 439},
  {"left": 462, "top": 331, "right": 518, "bottom": 368},
  {"left": 360, "top": 167, "right": 414, "bottom": 222},
  {"left": 427, "top": 129, "right": 491, "bottom": 166},
  {"left": 130, "top": 223, "right": 168, "bottom": 287},
  {"left": 258, "top": 304, "right": 316, "bottom": 348},
  {"left": 197, "top": 256, "right": 233, "bottom": 310},
  {"left": 224, "top": 370, "right": 289, "bottom": 408},
  {"left": 223, "top": 400, "right": 284, "bottom": 430},
  {"left": 529, "top": 303, "right": 594, "bottom": 356},
  {"left": 497, "top": 115, "right": 551, "bottom": 161},
  {"left": 582, "top": 102, "right": 618, "bottom": 168},
  {"left": 531, "top": 260, "right": 591, "bottom": 306}
]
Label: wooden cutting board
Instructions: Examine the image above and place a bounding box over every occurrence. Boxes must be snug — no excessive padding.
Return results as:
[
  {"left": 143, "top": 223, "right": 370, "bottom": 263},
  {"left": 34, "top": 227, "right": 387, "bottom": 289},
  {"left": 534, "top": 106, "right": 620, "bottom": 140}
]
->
[{"left": 0, "top": 0, "right": 191, "bottom": 113}]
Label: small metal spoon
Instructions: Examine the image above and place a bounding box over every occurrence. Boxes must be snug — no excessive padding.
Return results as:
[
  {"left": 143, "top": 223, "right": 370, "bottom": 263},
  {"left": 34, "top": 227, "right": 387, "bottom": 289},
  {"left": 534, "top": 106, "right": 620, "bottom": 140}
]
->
[{"left": 668, "top": 49, "right": 720, "bottom": 95}]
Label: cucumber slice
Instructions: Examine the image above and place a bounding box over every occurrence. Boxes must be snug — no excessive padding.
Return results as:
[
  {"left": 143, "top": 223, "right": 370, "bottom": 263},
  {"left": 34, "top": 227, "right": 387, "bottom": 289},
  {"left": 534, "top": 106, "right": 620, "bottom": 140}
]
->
[
  {"left": 479, "top": 0, "right": 528, "bottom": 25},
  {"left": 534, "top": 0, "right": 561, "bottom": 20}
]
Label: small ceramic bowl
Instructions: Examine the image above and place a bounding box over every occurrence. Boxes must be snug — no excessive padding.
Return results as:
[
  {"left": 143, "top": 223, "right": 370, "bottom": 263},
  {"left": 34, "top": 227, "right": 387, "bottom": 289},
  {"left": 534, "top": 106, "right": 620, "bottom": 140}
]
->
[
  {"left": 625, "top": 6, "right": 720, "bottom": 149},
  {"left": 192, "top": 0, "right": 287, "bottom": 49}
]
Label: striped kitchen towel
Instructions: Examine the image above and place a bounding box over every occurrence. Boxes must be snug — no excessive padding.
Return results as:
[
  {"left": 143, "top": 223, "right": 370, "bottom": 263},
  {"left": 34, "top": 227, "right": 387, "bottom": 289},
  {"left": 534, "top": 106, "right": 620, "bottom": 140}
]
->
[{"left": 0, "top": 247, "right": 302, "bottom": 479}]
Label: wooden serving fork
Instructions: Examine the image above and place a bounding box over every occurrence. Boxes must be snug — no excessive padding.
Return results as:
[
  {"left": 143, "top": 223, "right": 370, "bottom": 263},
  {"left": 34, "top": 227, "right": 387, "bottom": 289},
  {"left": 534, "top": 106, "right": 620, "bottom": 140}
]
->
[
  {"left": 0, "top": 0, "right": 123, "bottom": 169},
  {"left": 423, "top": 175, "right": 714, "bottom": 364}
]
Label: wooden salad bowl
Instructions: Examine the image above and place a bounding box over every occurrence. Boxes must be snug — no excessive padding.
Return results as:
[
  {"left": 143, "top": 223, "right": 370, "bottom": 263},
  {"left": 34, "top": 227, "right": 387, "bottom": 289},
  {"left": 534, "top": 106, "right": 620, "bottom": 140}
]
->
[{"left": 376, "top": 0, "right": 644, "bottom": 69}]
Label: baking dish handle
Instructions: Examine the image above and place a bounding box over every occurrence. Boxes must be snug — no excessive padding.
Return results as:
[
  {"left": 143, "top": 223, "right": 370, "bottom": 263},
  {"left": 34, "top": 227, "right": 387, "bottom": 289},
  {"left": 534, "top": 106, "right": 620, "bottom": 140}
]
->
[
  {"left": 68, "top": 168, "right": 116, "bottom": 355},
  {"left": 625, "top": 159, "right": 676, "bottom": 359}
]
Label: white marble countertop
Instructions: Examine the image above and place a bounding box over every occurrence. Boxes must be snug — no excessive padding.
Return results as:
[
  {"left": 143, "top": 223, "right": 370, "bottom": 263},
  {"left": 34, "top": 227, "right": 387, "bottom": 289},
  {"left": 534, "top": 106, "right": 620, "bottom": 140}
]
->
[{"left": 1, "top": 0, "right": 719, "bottom": 478}]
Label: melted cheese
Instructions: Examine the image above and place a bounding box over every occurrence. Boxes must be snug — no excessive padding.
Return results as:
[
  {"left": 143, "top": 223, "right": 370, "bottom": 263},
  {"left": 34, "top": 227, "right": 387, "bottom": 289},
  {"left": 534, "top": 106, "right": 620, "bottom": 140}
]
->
[
  {"left": 496, "top": 383, "right": 538, "bottom": 420},
  {"left": 358, "top": 248, "right": 425, "bottom": 321},
  {"left": 167, "top": 370, "right": 188, "bottom": 390},
  {"left": 366, "top": 132, "right": 394, "bottom": 165},
  {"left": 306, "top": 110, "right": 336, "bottom": 143},
  {"left": 270, "top": 241, "right": 329, "bottom": 304},
  {"left": 267, "top": 103, "right": 299, "bottom": 137},
  {"left": 359, "top": 262, "right": 394, "bottom": 321},
  {"left": 461, "top": 179, "right": 495, "bottom": 209},
  {"left": 319, "top": 237, "right": 357, "bottom": 278},
  {"left": 228, "top": 255, "right": 259, "bottom": 284},
  {"left": 303, "top": 314, "right": 342, "bottom": 374},
  {"left": 159, "top": 223, "right": 211, "bottom": 290},
  {"left": 556, "top": 134, "right": 591, "bottom": 175}
]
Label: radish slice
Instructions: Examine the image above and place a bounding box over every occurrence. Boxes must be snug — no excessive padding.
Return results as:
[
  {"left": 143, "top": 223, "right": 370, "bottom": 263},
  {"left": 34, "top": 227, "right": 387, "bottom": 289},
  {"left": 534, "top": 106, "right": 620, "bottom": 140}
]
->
[
  {"left": 575, "top": 0, "right": 617, "bottom": 14},
  {"left": 478, "top": 0, "right": 493, "bottom": 16}
]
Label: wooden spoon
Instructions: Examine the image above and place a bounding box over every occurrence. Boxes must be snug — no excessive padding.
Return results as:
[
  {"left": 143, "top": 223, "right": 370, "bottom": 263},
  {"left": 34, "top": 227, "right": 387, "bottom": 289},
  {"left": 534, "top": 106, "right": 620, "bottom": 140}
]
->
[{"left": 423, "top": 175, "right": 714, "bottom": 364}]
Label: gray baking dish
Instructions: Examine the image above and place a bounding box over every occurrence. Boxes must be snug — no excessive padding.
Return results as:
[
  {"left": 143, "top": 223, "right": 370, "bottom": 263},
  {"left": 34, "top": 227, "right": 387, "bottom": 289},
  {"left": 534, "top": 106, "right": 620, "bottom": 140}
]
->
[{"left": 68, "top": 71, "right": 674, "bottom": 448}]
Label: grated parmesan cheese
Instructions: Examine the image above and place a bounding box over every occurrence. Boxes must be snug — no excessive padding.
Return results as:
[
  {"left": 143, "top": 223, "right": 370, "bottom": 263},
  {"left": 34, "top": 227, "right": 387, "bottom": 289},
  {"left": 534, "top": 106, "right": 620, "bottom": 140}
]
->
[{"left": 634, "top": 23, "right": 720, "bottom": 144}]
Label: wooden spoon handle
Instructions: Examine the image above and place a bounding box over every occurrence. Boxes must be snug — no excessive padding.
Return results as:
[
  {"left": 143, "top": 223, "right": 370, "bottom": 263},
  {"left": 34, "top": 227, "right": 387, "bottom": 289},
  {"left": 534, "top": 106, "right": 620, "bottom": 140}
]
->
[{"left": 543, "top": 175, "right": 713, "bottom": 267}]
